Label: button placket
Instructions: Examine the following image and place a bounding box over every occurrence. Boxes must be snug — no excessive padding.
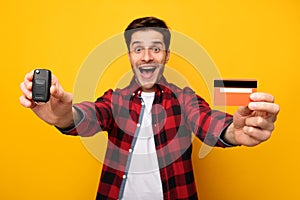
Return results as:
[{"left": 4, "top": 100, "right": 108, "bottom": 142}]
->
[{"left": 118, "top": 92, "right": 145, "bottom": 200}]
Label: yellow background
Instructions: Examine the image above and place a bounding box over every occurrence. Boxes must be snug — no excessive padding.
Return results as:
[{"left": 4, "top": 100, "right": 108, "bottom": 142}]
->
[{"left": 1, "top": 0, "right": 299, "bottom": 199}]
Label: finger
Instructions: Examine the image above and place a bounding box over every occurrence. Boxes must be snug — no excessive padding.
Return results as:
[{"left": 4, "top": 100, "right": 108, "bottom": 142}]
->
[
  {"left": 19, "top": 95, "right": 36, "bottom": 108},
  {"left": 235, "top": 132, "right": 261, "bottom": 147},
  {"left": 250, "top": 92, "right": 274, "bottom": 103},
  {"left": 236, "top": 106, "right": 253, "bottom": 117},
  {"left": 23, "top": 81, "right": 32, "bottom": 91},
  {"left": 20, "top": 82, "right": 32, "bottom": 100},
  {"left": 24, "top": 71, "right": 34, "bottom": 90},
  {"left": 248, "top": 101, "right": 280, "bottom": 115},
  {"left": 245, "top": 116, "right": 275, "bottom": 131},
  {"left": 243, "top": 126, "right": 272, "bottom": 142},
  {"left": 24, "top": 70, "right": 34, "bottom": 82}
]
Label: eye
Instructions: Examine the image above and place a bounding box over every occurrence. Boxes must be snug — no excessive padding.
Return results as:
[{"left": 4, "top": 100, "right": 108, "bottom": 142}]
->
[
  {"left": 152, "top": 47, "right": 161, "bottom": 53},
  {"left": 134, "top": 47, "right": 143, "bottom": 53}
]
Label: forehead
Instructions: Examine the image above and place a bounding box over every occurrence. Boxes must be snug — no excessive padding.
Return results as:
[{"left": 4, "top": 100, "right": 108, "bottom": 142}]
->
[{"left": 130, "top": 30, "right": 164, "bottom": 45}]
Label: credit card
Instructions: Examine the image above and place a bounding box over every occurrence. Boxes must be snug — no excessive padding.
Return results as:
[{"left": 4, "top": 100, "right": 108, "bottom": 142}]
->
[{"left": 214, "top": 79, "right": 257, "bottom": 106}]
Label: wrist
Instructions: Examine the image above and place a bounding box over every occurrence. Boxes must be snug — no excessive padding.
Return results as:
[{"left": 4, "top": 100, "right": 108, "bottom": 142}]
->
[
  {"left": 222, "top": 123, "right": 239, "bottom": 146},
  {"left": 54, "top": 107, "right": 77, "bottom": 129}
]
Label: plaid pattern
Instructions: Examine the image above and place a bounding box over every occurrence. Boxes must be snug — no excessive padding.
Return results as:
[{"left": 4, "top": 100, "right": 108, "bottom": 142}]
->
[{"left": 61, "top": 77, "right": 233, "bottom": 199}]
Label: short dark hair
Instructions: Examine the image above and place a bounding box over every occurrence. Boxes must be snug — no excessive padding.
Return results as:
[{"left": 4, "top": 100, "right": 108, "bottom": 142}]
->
[{"left": 124, "top": 16, "right": 171, "bottom": 51}]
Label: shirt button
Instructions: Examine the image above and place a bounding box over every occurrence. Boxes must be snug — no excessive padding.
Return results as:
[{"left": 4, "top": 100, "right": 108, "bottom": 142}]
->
[
  {"left": 129, "top": 148, "right": 132, "bottom": 153},
  {"left": 137, "top": 123, "right": 141, "bottom": 127},
  {"left": 123, "top": 175, "right": 127, "bottom": 179}
]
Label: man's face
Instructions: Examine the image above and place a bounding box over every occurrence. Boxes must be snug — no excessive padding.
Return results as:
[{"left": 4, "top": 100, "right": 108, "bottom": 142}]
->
[{"left": 128, "top": 30, "right": 170, "bottom": 92}]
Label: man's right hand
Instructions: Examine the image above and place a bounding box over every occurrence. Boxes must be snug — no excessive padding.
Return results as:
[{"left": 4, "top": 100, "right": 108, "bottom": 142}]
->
[{"left": 20, "top": 70, "right": 75, "bottom": 129}]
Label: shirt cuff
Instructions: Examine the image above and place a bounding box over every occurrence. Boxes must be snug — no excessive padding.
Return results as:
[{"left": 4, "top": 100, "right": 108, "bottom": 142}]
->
[
  {"left": 218, "top": 121, "right": 237, "bottom": 147},
  {"left": 55, "top": 106, "right": 86, "bottom": 133}
]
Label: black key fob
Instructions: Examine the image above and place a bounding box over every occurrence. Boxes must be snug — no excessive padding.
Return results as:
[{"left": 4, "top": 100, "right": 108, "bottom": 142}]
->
[{"left": 32, "top": 69, "right": 51, "bottom": 102}]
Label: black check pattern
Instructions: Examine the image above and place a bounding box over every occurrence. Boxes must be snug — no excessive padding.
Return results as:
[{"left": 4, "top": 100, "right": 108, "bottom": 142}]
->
[{"left": 61, "top": 77, "right": 233, "bottom": 199}]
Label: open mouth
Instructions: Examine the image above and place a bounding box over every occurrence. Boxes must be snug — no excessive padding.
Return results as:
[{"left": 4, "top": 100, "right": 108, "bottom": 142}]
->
[{"left": 139, "top": 66, "right": 157, "bottom": 74}]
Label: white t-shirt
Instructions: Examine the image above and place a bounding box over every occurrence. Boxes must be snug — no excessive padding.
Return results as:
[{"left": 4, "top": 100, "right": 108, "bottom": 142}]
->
[{"left": 122, "top": 92, "right": 163, "bottom": 200}]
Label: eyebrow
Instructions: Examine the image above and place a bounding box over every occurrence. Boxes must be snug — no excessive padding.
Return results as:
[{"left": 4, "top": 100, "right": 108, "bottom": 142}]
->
[{"left": 131, "top": 41, "right": 164, "bottom": 46}]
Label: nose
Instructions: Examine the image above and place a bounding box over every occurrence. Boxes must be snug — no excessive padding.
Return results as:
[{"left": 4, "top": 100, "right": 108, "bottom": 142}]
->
[{"left": 141, "top": 49, "right": 154, "bottom": 62}]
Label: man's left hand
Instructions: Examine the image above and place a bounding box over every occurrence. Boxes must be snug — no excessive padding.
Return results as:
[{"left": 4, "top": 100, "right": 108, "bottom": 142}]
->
[{"left": 224, "top": 92, "right": 280, "bottom": 146}]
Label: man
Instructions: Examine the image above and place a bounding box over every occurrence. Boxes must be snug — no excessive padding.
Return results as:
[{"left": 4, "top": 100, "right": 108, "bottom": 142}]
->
[{"left": 20, "top": 17, "right": 280, "bottom": 199}]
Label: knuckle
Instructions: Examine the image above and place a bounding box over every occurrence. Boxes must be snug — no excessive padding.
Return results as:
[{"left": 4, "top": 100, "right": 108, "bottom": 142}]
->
[
  {"left": 269, "top": 123, "right": 275, "bottom": 132},
  {"left": 253, "top": 139, "right": 260, "bottom": 146},
  {"left": 264, "top": 131, "right": 272, "bottom": 141},
  {"left": 19, "top": 96, "right": 24, "bottom": 104},
  {"left": 20, "top": 82, "right": 24, "bottom": 90},
  {"left": 21, "top": 82, "right": 25, "bottom": 90},
  {"left": 257, "top": 117, "right": 264, "bottom": 126},
  {"left": 247, "top": 126, "right": 254, "bottom": 133},
  {"left": 274, "top": 104, "right": 280, "bottom": 113}
]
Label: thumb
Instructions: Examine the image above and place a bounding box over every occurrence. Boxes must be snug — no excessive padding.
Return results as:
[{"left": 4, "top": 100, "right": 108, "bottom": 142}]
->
[
  {"left": 236, "top": 106, "right": 253, "bottom": 117},
  {"left": 233, "top": 106, "right": 253, "bottom": 130},
  {"left": 50, "top": 76, "right": 73, "bottom": 103}
]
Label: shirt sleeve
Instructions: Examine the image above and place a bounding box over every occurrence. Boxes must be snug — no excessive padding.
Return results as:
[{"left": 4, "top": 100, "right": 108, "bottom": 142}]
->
[
  {"left": 56, "top": 89, "right": 114, "bottom": 137},
  {"left": 182, "top": 87, "right": 235, "bottom": 148}
]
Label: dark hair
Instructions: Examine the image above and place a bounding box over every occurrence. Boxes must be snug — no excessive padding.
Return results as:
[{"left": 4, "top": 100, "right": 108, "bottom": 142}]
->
[{"left": 124, "top": 16, "right": 171, "bottom": 51}]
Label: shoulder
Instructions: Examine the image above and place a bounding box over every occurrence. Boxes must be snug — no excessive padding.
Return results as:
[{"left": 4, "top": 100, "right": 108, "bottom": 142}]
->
[
  {"left": 166, "top": 82, "right": 209, "bottom": 107},
  {"left": 164, "top": 82, "right": 196, "bottom": 97}
]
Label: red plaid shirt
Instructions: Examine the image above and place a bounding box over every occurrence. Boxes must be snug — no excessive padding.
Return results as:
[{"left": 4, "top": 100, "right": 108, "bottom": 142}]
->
[{"left": 60, "top": 77, "right": 233, "bottom": 199}]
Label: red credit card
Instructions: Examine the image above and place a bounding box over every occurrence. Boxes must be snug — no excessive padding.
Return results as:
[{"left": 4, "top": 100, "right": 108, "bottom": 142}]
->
[{"left": 214, "top": 79, "right": 257, "bottom": 106}]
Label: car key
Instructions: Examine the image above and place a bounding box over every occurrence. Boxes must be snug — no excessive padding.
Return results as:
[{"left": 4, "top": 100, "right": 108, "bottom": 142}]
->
[{"left": 32, "top": 69, "right": 51, "bottom": 102}]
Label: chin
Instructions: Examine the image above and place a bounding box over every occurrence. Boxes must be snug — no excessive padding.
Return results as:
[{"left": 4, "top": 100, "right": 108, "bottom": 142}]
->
[{"left": 140, "top": 82, "right": 156, "bottom": 92}]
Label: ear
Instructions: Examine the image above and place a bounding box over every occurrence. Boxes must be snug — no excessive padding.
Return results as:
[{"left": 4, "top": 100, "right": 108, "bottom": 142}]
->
[
  {"left": 127, "top": 51, "right": 130, "bottom": 60},
  {"left": 165, "top": 50, "right": 170, "bottom": 64}
]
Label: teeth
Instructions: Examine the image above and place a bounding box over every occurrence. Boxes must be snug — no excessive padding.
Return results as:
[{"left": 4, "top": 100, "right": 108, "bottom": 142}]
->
[
  {"left": 139, "top": 66, "right": 156, "bottom": 73},
  {"left": 141, "top": 66, "right": 156, "bottom": 70}
]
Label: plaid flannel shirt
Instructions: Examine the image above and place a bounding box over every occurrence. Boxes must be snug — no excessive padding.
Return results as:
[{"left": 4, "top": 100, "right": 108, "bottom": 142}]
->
[{"left": 60, "top": 77, "right": 233, "bottom": 199}]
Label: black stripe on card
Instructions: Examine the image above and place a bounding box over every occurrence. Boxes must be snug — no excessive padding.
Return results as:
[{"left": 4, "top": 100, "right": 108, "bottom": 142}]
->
[{"left": 214, "top": 79, "right": 257, "bottom": 88}]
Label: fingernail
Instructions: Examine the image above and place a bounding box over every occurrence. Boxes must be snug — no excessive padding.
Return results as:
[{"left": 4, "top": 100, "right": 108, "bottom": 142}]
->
[
  {"left": 250, "top": 93, "right": 257, "bottom": 100},
  {"left": 249, "top": 102, "right": 256, "bottom": 108}
]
